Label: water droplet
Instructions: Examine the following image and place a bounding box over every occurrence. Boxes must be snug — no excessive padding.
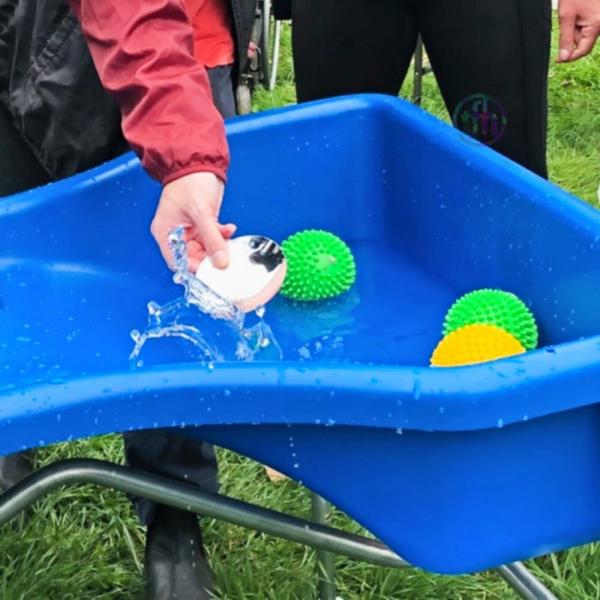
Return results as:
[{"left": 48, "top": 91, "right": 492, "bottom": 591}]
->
[
  {"left": 147, "top": 301, "right": 160, "bottom": 315},
  {"left": 298, "top": 346, "right": 311, "bottom": 359},
  {"left": 412, "top": 378, "right": 421, "bottom": 400}
]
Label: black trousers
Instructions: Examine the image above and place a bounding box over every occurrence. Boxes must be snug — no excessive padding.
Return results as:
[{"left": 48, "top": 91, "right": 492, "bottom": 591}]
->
[
  {"left": 0, "top": 64, "right": 236, "bottom": 526},
  {"left": 292, "top": 0, "right": 551, "bottom": 178}
]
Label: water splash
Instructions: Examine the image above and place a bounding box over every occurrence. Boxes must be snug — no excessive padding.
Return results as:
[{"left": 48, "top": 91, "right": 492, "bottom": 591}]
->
[
  {"left": 129, "top": 227, "right": 281, "bottom": 367},
  {"left": 168, "top": 227, "right": 243, "bottom": 324}
]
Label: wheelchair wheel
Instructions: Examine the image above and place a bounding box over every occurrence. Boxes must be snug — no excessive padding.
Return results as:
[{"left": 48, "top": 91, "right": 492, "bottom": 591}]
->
[
  {"left": 236, "top": 1, "right": 282, "bottom": 114},
  {"left": 236, "top": 83, "right": 252, "bottom": 116}
]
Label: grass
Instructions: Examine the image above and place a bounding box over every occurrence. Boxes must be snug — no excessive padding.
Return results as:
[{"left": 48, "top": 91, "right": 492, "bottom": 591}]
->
[{"left": 2, "top": 18, "right": 600, "bottom": 600}]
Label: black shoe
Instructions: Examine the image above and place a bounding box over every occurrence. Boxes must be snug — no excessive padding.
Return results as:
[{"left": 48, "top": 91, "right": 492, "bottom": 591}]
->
[
  {"left": 0, "top": 451, "right": 34, "bottom": 494},
  {"left": 145, "top": 506, "right": 215, "bottom": 600}
]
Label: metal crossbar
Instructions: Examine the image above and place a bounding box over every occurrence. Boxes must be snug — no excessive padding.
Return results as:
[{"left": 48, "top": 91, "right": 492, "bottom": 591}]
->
[{"left": 0, "top": 459, "right": 557, "bottom": 600}]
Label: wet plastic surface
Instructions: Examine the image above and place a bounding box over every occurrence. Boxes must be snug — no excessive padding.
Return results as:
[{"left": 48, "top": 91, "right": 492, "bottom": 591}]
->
[{"left": 1, "top": 95, "right": 600, "bottom": 574}]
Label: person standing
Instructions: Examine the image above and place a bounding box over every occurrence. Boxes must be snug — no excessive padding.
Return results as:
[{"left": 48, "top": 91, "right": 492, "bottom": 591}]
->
[{"left": 291, "top": 0, "right": 600, "bottom": 178}]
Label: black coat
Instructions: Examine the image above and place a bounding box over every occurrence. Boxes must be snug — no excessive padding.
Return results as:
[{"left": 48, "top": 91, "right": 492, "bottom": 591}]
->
[{"left": 0, "top": 0, "right": 256, "bottom": 180}]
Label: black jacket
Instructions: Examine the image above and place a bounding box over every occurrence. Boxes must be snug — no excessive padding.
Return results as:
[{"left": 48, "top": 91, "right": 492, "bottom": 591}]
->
[{"left": 0, "top": 0, "right": 255, "bottom": 180}]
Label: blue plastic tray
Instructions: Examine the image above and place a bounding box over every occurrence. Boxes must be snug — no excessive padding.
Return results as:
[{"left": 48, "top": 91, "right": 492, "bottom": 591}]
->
[{"left": 2, "top": 95, "right": 600, "bottom": 575}]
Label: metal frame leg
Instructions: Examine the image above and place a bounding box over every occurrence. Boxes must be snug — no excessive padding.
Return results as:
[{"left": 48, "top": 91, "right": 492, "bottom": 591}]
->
[
  {"left": 497, "top": 563, "right": 557, "bottom": 600},
  {"left": 412, "top": 36, "right": 425, "bottom": 106},
  {"left": 268, "top": 20, "right": 283, "bottom": 92},
  {"left": 311, "top": 493, "right": 337, "bottom": 600},
  {"left": 0, "top": 459, "right": 409, "bottom": 567},
  {"left": 0, "top": 459, "right": 557, "bottom": 600}
]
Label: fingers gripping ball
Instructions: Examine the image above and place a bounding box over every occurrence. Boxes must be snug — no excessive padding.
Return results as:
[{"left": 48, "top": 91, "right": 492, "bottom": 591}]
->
[
  {"left": 443, "top": 289, "right": 538, "bottom": 350},
  {"left": 281, "top": 230, "right": 356, "bottom": 301},
  {"left": 431, "top": 324, "right": 525, "bottom": 367}
]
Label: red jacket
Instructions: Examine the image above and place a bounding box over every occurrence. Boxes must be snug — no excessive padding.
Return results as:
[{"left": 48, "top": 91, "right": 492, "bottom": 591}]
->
[{"left": 69, "top": 0, "right": 229, "bottom": 185}]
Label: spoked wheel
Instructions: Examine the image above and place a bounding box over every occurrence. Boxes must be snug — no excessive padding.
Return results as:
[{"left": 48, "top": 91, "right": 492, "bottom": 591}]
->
[{"left": 235, "top": 1, "right": 282, "bottom": 113}]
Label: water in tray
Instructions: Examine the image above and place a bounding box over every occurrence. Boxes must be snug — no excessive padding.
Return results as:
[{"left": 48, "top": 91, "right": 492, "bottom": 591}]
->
[{"left": 129, "top": 228, "right": 282, "bottom": 368}]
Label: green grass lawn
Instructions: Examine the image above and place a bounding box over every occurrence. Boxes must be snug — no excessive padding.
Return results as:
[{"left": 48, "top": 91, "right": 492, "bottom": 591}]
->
[{"left": 2, "top": 20, "right": 600, "bottom": 600}]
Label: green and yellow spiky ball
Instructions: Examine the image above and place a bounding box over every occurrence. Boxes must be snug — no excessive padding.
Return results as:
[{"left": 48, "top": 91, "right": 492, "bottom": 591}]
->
[
  {"left": 443, "top": 289, "right": 538, "bottom": 350},
  {"left": 281, "top": 230, "right": 356, "bottom": 301}
]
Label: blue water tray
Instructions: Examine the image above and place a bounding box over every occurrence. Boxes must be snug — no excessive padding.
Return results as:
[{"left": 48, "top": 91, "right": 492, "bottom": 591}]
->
[{"left": 1, "top": 95, "right": 600, "bottom": 575}]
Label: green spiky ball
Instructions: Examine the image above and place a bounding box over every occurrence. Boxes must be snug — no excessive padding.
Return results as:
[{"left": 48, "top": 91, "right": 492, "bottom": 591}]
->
[
  {"left": 443, "top": 289, "right": 538, "bottom": 350},
  {"left": 281, "top": 230, "right": 356, "bottom": 301}
]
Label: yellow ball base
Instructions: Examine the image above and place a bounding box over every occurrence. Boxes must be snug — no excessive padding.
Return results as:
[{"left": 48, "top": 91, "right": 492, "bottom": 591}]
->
[{"left": 430, "top": 324, "right": 525, "bottom": 367}]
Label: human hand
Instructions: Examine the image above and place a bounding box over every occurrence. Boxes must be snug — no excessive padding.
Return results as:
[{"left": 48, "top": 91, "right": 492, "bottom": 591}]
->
[
  {"left": 151, "top": 172, "right": 236, "bottom": 273},
  {"left": 557, "top": 0, "right": 600, "bottom": 62}
]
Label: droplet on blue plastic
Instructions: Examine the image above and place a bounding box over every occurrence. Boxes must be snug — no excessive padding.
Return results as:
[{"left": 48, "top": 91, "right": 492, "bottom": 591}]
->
[
  {"left": 412, "top": 378, "right": 421, "bottom": 400},
  {"left": 298, "top": 346, "right": 311, "bottom": 360}
]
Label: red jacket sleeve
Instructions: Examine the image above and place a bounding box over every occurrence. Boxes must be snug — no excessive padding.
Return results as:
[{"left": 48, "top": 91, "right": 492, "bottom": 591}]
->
[{"left": 69, "top": 0, "right": 229, "bottom": 185}]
